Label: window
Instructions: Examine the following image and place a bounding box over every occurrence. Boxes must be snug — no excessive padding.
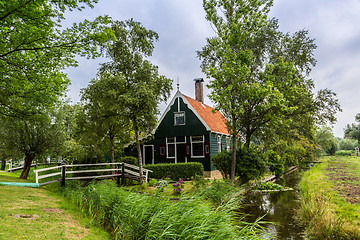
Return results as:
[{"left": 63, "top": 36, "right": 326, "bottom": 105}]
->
[
  {"left": 160, "top": 146, "right": 165, "bottom": 156},
  {"left": 176, "top": 136, "right": 186, "bottom": 143},
  {"left": 217, "top": 135, "right": 222, "bottom": 153},
  {"left": 191, "top": 136, "right": 204, "bottom": 157},
  {"left": 174, "top": 112, "right": 185, "bottom": 125},
  {"left": 166, "top": 137, "right": 175, "bottom": 158}
]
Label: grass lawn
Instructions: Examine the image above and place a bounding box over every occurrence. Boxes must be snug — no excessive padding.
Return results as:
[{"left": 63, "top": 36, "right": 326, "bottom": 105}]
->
[
  {"left": 0, "top": 171, "right": 109, "bottom": 240},
  {"left": 299, "top": 156, "right": 360, "bottom": 239}
]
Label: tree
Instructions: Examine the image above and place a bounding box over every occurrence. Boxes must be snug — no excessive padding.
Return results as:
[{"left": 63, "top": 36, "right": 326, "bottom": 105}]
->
[
  {"left": 100, "top": 19, "right": 172, "bottom": 184},
  {"left": 198, "top": 0, "right": 340, "bottom": 181},
  {"left": 315, "top": 125, "right": 337, "bottom": 155},
  {"left": 0, "top": 0, "right": 114, "bottom": 116},
  {"left": 344, "top": 113, "right": 360, "bottom": 142},
  {"left": 80, "top": 73, "right": 130, "bottom": 164},
  {"left": 0, "top": 107, "right": 67, "bottom": 179}
]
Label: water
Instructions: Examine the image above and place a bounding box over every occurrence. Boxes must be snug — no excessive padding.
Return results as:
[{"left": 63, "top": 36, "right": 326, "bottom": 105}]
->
[{"left": 240, "top": 169, "right": 306, "bottom": 239}]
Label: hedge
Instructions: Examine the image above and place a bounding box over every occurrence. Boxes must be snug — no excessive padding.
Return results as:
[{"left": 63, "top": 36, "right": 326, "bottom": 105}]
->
[{"left": 144, "top": 162, "right": 204, "bottom": 180}]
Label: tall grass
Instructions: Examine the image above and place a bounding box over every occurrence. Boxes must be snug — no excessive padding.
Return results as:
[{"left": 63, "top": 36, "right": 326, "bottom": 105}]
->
[
  {"left": 62, "top": 180, "right": 261, "bottom": 239},
  {"left": 299, "top": 158, "right": 360, "bottom": 239}
]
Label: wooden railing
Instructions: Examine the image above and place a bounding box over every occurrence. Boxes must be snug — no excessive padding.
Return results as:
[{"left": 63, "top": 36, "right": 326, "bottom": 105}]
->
[{"left": 33, "top": 162, "right": 152, "bottom": 186}]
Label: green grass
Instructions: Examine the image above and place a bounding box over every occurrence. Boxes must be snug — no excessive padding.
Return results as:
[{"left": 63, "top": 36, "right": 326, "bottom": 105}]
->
[
  {"left": 299, "top": 156, "right": 360, "bottom": 239},
  {"left": 0, "top": 171, "right": 109, "bottom": 240},
  {"left": 61, "top": 180, "right": 262, "bottom": 240}
]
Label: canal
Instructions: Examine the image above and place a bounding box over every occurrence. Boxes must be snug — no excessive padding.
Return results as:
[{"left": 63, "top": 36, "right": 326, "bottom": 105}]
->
[{"left": 240, "top": 168, "right": 307, "bottom": 239}]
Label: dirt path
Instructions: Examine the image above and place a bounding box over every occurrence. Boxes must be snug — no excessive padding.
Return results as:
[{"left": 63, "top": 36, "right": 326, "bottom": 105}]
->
[{"left": 326, "top": 157, "right": 360, "bottom": 204}]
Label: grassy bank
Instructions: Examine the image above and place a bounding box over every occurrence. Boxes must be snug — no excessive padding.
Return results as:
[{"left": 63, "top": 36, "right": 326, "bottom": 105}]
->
[
  {"left": 299, "top": 156, "right": 360, "bottom": 239},
  {"left": 0, "top": 171, "right": 109, "bottom": 240}
]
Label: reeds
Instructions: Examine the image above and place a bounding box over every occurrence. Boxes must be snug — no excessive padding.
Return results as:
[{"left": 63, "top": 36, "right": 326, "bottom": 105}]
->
[{"left": 62, "top": 180, "right": 261, "bottom": 239}]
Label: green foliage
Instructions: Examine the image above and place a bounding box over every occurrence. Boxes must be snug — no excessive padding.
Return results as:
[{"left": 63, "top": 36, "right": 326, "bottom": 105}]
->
[
  {"left": 335, "top": 150, "right": 354, "bottom": 156},
  {"left": 338, "top": 138, "right": 359, "bottom": 150},
  {"left": 344, "top": 113, "right": 360, "bottom": 142},
  {"left": 80, "top": 73, "right": 130, "bottom": 164},
  {"left": 212, "top": 146, "right": 266, "bottom": 183},
  {"left": 0, "top": 105, "right": 68, "bottom": 179},
  {"left": 211, "top": 151, "right": 232, "bottom": 179},
  {"left": 0, "top": 0, "right": 114, "bottom": 116},
  {"left": 99, "top": 19, "right": 172, "bottom": 184},
  {"left": 145, "top": 162, "right": 204, "bottom": 181},
  {"left": 198, "top": 0, "right": 340, "bottom": 181},
  {"left": 62, "top": 180, "right": 253, "bottom": 239},
  {"left": 194, "top": 180, "right": 242, "bottom": 207},
  {"left": 236, "top": 146, "right": 267, "bottom": 184},
  {"left": 266, "top": 150, "right": 284, "bottom": 177},
  {"left": 120, "top": 156, "right": 138, "bottom": 166},
  {"left": 315, "top": 125, "right": 337, "bottom": 155},
  {"left": 256, "top": 182, "right": 283, "bottom": 191}
]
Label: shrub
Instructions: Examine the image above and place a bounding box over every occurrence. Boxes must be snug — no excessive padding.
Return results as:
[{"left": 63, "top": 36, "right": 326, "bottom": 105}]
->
[
  {"left": 211, "top": 151, "right": 232, "bottom": 179},
  {"left": 236, "top": 145, "right": 267, "bottom": 184},
  {"left": 145, "top": 162, "right": 204, "bottom": 180},
  {"left": 211, "top": 145, "right": 266, "bottom": 183},
  {"left": 266, "top": 150, "right": 284, "bottom": 177},
  {"left": 335, "top": 150, "right": 354, "bottom": 156},
  {"left": 120, "top": 156, "right": 138, "bottom": 166}
]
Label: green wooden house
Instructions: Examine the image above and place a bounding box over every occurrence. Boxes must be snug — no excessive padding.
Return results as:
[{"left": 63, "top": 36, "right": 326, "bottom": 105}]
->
[{"left": 125, "top": 78, "right": 232, "bottom": 176}]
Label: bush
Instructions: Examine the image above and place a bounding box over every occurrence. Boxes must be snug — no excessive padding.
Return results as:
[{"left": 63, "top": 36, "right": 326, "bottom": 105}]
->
[
  {"left": 236, "top": 146, "right": 267, "bottom": 184},
  {"left": 145, "top": 162, "right": 204, "bottom": 181},
  {"left": 211, "top": 151, "right": 232, "bottom": 179},
  {"left": 211, "top": 145, "right": 266, "bottom": 183},
  {"left": 266, "top": 150, "right": 284, "bottom": 177},
  {"left": 120, "top": 156, "right": 138, "bottom": 166},
  {"left": 335, "top": 150, "right": 354, "bottom": 156}
]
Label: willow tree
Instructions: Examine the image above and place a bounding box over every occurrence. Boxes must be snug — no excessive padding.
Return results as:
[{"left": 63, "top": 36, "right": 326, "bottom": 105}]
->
[
  {"left": 198, "top": 0, "right": 339, "bottom": 182},
  {"left": 0, "top": 109, "right": 67, "bottom": 179},
  {"left": 100, "top": 20, "right": 172, "bottom": 184}
]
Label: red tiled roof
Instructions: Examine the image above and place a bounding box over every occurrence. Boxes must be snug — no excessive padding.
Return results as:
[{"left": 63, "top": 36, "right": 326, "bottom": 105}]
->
[{"left": 183, "top": 95, "right": 230, "bottom": 135}]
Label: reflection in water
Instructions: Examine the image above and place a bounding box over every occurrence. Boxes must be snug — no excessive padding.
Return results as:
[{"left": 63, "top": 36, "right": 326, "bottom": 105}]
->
[{"left": 239, "top": 169, "right": 306, "bottom": 240}]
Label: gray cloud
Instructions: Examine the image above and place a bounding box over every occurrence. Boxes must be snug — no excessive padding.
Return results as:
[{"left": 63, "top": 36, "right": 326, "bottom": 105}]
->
[{"left": 63, "top": 0, "right": 360, "bottom": 138}]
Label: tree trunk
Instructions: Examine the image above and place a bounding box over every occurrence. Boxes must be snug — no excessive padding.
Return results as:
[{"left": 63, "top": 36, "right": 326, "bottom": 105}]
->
[
  {"left": 20, "top": 153, "right": 35, "bottom": 179},
  {"left": 110, "top": 135, "right": 115, "bottom": 164},
  {"left": 134, "top": 124, "right": 144, "bottom": 185},
  {"left": 0, "top": 158, "right": 6, "bottom": 171},
  {"left": 230, "top": 134, "right": 237, "bottom": 182}
]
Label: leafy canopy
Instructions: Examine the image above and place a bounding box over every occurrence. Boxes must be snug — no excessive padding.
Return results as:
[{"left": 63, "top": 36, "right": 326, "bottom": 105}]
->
[{"left": 0, "top": 0, "right": 114, "bottom": 116}]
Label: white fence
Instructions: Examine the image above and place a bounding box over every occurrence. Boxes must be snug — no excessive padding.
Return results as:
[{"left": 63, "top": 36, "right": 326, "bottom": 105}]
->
[{"left": 33, "top": 162, "right": 152, "bottom": 186}]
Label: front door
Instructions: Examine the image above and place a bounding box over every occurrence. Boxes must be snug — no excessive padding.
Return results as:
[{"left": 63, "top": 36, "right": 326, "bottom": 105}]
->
[
  {"left": 176, "top": 144, "right": 186, "bottom": 163},
  {"left": 143, "top": 145, "right": 154, "bottom": 165}
]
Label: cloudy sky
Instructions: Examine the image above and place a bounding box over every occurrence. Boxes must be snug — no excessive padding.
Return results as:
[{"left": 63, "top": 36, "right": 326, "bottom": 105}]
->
[{"left": 63, "top": 0, "right": 360, "bottom": 138}]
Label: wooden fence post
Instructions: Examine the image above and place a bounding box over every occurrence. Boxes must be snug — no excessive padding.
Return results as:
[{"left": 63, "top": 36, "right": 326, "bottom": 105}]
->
[
  {"left": 116, "top": 164, "right": 120, "bottom": 186},
  {"left": 61, "top": 165, "right": 66, "bottom": 187},
  {"left": 121, "top": 162, "right": 126, "bottom": 186}
]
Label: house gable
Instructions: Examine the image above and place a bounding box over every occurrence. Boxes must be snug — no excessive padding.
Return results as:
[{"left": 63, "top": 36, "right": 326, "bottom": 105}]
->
[{"left": 155, "top": 91, "right": 208, "bottom": 138}]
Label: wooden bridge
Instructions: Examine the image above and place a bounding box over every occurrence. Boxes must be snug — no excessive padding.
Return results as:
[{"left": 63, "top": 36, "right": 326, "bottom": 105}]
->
[{"left": 33, "top": 162, "right": 152, "bottom": 187}]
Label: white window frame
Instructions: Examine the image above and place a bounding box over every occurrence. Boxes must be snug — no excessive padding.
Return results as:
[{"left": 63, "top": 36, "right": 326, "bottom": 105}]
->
[
  {"left": 174, "top": 111, "right": 186, "bottom": 126},
  {"left": 191, "top": 135, "right": 204, "bottom": 158},
  {"left": 217, "top": 135, "right": 222, "bottom": 153},
  {"left": 166, "top": 137, "right": 176, "bottom": 159},
  {"left": 142, "top": 145, "right": 154, "bottom": 165}
]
